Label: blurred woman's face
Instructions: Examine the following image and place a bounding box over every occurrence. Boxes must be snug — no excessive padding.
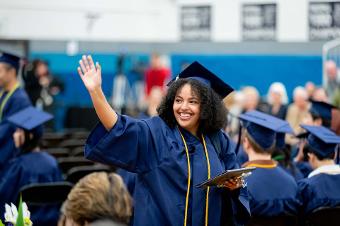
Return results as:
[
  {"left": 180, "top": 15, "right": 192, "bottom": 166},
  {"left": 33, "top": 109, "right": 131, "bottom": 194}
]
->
[
  {"left": 271, "top": 91, "right": 282, "bottom": 105},
  {"left": 173, "top": 84, "right": 201, "bottom": 136}
]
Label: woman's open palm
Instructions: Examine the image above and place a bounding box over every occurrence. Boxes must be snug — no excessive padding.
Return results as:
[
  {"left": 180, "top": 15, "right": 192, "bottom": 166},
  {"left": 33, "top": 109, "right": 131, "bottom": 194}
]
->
[{"left": 77, "top": 55, "right": 102, "bottom": 92}]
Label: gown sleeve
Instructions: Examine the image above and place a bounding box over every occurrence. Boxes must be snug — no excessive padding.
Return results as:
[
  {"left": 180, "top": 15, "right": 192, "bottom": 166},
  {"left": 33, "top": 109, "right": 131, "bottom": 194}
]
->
[
  {"left": 219, "top": 131, "right": 251, "bottom": 224},
  {"left": 85, "top": 115, "right": 166, "bottom": 174}
]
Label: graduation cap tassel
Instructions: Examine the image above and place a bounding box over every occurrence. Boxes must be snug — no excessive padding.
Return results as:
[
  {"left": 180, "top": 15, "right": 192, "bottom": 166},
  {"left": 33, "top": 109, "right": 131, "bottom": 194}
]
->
[{"left": 234, "top": 122, "right": 243, "bottom": 155}]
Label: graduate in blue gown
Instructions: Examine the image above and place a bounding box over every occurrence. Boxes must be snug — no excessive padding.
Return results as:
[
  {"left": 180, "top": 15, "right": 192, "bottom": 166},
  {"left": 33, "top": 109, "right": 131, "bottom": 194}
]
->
[
  {"left": 77, "top": 57, "right": 250, "bottom": 226},
  {"left": 293, "top": 100, "right": 339, "bottom": 177},
  {"left": 117, "top": 86, "right": 164, "bottom": 196},
  {"left": 0, "top": 51, "right": 32, "bottom": 173},
  {"left": 297, "top": 125, "right": 340, "bottom": 215},
  {"left": 239, "top": 110, "right": 300, "bottom": 216},
  {"left": 0, "top": 107, "right": 64, "bottom": 226}
]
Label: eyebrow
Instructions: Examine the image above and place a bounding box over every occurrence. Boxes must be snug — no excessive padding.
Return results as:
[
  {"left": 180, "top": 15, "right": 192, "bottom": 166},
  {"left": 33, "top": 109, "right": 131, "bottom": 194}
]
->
[{"left": 175, "top": 95, "right": 199, "bottom": 101}]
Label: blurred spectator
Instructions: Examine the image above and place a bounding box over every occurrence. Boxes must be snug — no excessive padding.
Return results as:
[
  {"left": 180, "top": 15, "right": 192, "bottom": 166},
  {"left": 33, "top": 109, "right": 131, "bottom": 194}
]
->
[
  {"left": 144, "top": 53, "right": 170, "bottom": 97},
  {"left": 241, "top": 86, "right": 260, "bottom": 112},
  {"left": 224, "top": 91, "right": 245, "bottom": 139},
  {"left": 324, "top": 60, "right": 340, "bottom": 104},
  {"left": 311, "top": 87, "right": 328, "bottom": 102},
  {"left": 22, "top": 60, "right": 64, "bottom": 109},
  {"left": 59, "top": 172, "right": 132, "bottom": 226},
  {"left": 286, "top": 86, "right": 310, "bottom": 145},
  {"left": 129, "top": 57, "right": 147, "bottom": 111},
  {"left": 111, "top": 54, "right": 131, "bottom": 114},
  {"left": 305, "top": 81, "right": 316, "bottom": 100},
  {"left": 139, "top": 86, "right": 164, "bottom": 118},
  {"left": 265, "top": 82, "right": 288, "bottom": 119}
]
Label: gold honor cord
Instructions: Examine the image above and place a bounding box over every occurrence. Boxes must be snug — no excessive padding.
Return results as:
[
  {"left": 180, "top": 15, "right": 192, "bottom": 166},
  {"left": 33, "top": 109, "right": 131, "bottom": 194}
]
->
[
  {"left": 178, "top": 128, "right": 211, "bottom": 226},
  {"left": 201, "top": 135, "right": 211, "bottom": 226},
  {"left": 178, "top": 129, "right": 191, "bottom": 226},
  {"left": 0, "top": 83, "right": 20, "bottom": 122}
]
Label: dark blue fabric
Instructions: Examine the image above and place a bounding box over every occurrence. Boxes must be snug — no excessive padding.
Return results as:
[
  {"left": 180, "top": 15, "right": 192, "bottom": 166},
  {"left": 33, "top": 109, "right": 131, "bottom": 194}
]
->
[
  {"left": 298, "top": 173, "right": 340, "bottom": 214},
  {"left": 245, "top": 166, "right": 300, "bottom": 216},
  {"left": 116, "top": 168, "right": 136, "bottom": 195},
  {"left": 0, "top": 88, "right": 32, "bottom": 172},
  {"left": 0, "top": 152, "right": 64, "bottom": 226},
  {"left": 85, "top": 115, "right": 250, "bottom": 226},
  {"left": 278, "top": 163, "right": 304, "bottom": 181},
  {"left": 296, "top": 161, "right": 313, "bottom": 178},
  {"left": 236, "top": 147, "right": 249, "bottom": 166}
]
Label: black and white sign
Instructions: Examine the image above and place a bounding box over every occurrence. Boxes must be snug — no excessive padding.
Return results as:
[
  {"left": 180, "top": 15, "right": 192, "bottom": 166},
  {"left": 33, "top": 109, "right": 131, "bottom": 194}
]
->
[
  {"left": 309, "top": 1, "right": 340, "bottom": 40},
  {"left": 181, "top": 6, "right": 211, "bottom": 41},
  {"left": 242, "top": 4, "right": 277, "bottom": 41}
]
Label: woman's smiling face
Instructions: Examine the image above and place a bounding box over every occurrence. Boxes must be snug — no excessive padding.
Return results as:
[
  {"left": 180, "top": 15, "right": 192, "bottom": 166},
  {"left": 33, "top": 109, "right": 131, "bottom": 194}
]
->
[{"left": 173, "top": 83, "right": 201, "bottom": 136}]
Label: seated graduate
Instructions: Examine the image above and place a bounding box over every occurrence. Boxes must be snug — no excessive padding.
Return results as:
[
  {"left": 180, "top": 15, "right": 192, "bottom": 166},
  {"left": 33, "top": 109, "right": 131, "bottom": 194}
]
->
[
  {"left": 0, "top": 51, "right": 32, "bottom": 173},
  {"left": 272, "top": 126, "right": 304, "bottom": 181},
  {"left": 58, "top": 172, "right": 132, "bottom": 226},
  {"left": 297, "top": 125, "right": 340, "bottom": 215},
  {"left": 0, "top": 107, "right": 64, "bottom": 226},
  {"left": 294, "top": 100, "right": 339, "bottom": 176},
  {"left": 239, "top": 110, "right": 300, "bottom": 217},
  {"left": 77, "top": 57, "right": 250, "bottom": 226}
]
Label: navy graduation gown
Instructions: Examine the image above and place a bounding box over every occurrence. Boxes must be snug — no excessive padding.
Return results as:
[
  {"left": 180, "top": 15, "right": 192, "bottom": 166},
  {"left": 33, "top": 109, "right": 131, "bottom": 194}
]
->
[
  {"left": 279, "top": 163, "right": 304, "bottom": 181},
  {"left": 0, "top": 151, "right": 63, "bottom": 226},
  {"left": 85, "top": 115, "right": 250, "bottom": 226},
  {"left": 296, "top": 161, "right": 313, "bottom": 178},
  {"left": 0, "top": 88, "right": 31, "bottom": 171},
  {"left": 298, "top": 169, "right": 340, "bottom": 215},
  {"left": 243, "top": 160, "right": 300, "bottom": 217}
]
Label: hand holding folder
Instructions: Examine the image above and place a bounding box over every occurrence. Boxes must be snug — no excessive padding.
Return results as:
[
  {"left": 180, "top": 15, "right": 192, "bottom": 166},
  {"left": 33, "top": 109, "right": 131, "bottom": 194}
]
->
[{"left": 196, "top": 167, "right": 256, "bottom": 189}]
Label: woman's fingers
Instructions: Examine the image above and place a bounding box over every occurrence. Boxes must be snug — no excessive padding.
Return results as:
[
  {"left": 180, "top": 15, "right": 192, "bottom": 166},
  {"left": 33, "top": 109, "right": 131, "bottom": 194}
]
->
[
  {"left": 82, "top": 55, "right": 90, "bottom": 71},
  {"left": 79, "top": 59, "right": 87, "bottom": 75},
  {"left": 96, "top": 62, "right": 101, "bottom": 73},
  {"left": 87, "top": 55, "right": 95, "bottom": 70}
]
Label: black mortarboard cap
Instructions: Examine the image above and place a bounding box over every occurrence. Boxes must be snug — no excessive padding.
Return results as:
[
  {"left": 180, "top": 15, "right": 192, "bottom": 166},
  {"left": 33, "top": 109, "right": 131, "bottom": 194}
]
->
[
  {"left": 7, "top": 106, "right": 53, "bottom": 131},
  {"left": 310, "top": 100, "right": 338, "bottom": 121},
  {"left": 0, "top": 51, "right": 20, "bottom": 71},
  {"left": 239, "top": 110, "right": 289, "bottom": 150},
  {"left": 300, "top": 124, "right": 340, "bottom": 157},
  {"left": 167, "top": 61, "right": 234, "bottom": 98}
]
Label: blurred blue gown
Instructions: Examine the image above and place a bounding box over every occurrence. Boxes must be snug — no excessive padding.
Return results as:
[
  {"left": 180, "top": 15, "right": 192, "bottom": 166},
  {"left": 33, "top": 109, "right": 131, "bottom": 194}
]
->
[
  {"left": 85, "top": 115, "right": 250, "bottom": 226},
  {"left": 298, "top": 165, "right": 340, "bottom": 215},
  {"left": 0, "top": 151, "right": 64, "bottom": 226},
  {"left": 0, "top": 88, "right": 32, "bottom": 172},
  {"left": 243, "top": 160, "right": 300, "bottom": 216}
]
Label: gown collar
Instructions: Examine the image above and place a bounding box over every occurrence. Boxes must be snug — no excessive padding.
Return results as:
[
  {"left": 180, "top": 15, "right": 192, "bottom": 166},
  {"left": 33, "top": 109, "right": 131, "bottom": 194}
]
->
[
  {"left": 242, "top": 159, "right": 278, "bottom": 168},
  {"left": 308, "top": 164, "right": 340, "bottom": 178}
]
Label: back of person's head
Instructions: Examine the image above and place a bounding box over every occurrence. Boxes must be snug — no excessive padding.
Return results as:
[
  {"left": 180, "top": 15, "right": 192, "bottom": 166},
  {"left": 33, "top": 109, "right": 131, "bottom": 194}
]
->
[
  {"left": 243, "top": 129, "right": 275, "bottom": 155},
  {"left": 62, "top": 172, "right": 132, "bottom": 226}
]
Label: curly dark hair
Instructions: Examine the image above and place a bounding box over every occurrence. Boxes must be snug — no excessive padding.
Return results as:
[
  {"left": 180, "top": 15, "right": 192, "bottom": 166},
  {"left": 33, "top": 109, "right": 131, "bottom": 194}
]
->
[{"left": 157, "top": 78, "right": 228, "bottom": 134}]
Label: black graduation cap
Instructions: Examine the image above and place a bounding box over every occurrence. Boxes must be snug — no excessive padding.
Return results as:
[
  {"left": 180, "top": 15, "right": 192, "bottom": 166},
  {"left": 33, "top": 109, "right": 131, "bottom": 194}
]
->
[
  {"left": 300, "top": 124, "right": 340, "bottom": 157},
  {"left": 275, "top": 123, "right": 294, "bottom": 149},
  {"left": 7, "top": 106, "right": 53, "bottom": 131},
  {"left": 310, "top": 100, "right": 338, "bottom": 121},
  {"left": 239, "top": 110, "right": 289, "bottom": 150},
  {"left": 0, "top": 51, "right": 20, "bottom": 71},
  {"left": 167, "top": 61, "right": 234, "bottom": 98}
]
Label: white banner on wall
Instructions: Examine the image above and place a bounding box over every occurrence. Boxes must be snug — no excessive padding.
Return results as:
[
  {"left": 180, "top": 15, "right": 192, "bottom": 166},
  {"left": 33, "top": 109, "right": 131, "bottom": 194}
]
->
[
  {"left": 181, "top": 5, "right": 211, "bottom": 41},
  {"left": 309, "top": 1, "right": 340, "bottom": 41},
  {"left": 242, "top": 3, "right": 277, "bottom": 41}
]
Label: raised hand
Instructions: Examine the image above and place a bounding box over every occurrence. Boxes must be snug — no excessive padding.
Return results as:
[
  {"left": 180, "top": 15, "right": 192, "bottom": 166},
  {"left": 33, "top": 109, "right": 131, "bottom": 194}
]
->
[{"left": 77, "top": 55, "right": 102, "bottom": 92}]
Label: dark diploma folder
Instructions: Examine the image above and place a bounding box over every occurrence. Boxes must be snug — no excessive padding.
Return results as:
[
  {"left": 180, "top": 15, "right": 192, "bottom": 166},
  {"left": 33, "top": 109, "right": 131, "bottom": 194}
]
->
[{"left": 195, "top": 167, "right": 256, "bottom": 189}]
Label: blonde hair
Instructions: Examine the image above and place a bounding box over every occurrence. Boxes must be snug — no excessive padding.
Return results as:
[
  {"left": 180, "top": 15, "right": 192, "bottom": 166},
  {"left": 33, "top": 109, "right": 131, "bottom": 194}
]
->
[{"left": 63, "top": 172, "right": 132, "bottom": 225}]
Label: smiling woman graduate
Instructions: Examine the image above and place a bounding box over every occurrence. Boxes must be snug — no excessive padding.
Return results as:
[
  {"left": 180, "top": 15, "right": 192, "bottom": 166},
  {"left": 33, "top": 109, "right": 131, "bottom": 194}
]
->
[{"left": 77, "top": 56, "right": 250, "bottom": 226}]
